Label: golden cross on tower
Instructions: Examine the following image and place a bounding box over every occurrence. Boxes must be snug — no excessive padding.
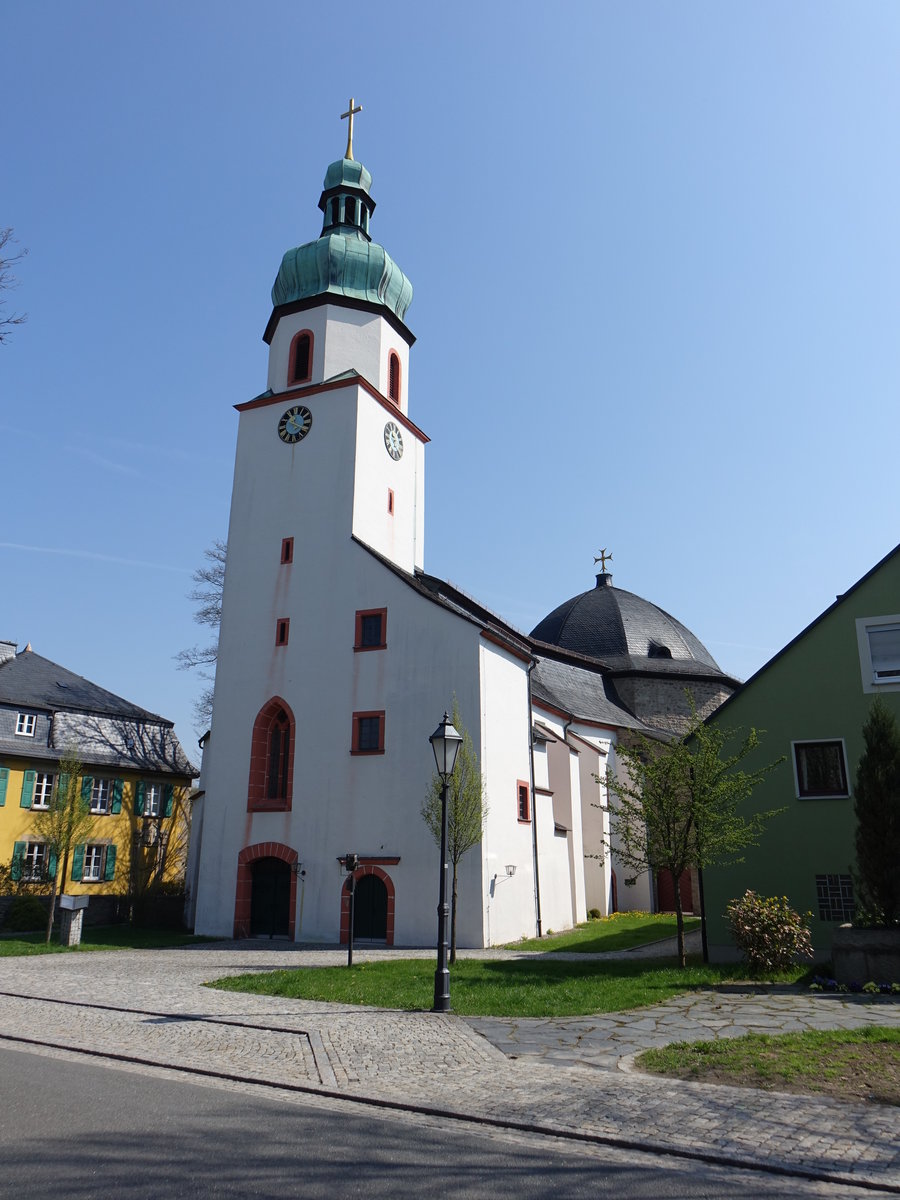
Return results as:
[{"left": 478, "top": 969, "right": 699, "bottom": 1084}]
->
[
  {"left": 593, "top": 548, "right": 613, "bottom": 573},
  {"left": 341, "top": 97, "right": 363, "bottom": 161}
]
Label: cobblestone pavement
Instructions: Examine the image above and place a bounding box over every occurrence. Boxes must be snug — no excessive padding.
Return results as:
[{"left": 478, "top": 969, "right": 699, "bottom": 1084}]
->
[{"left": 0, "top": 942, "right": 898, "bottom": 1192}]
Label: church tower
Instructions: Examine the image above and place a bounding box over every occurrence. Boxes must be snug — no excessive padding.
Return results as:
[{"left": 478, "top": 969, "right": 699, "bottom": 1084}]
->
[{"left": 192, "top": 109, "right": 439, "bottom": 941}]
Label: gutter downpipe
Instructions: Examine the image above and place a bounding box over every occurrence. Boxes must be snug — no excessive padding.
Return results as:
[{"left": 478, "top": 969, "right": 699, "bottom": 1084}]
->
[{"left": 527, "top": 658, "right": 542, "bottom": 938}]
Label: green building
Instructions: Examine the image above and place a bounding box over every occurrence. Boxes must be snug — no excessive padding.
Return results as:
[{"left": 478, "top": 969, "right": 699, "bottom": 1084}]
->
[{"left": 703, "top": 543, "right": 900, "bottom": 961}]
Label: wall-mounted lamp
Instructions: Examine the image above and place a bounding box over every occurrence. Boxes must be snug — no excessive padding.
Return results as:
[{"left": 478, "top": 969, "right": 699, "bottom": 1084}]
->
[{"left": 504, "top": 864, "right": 517, "bottom": 877}]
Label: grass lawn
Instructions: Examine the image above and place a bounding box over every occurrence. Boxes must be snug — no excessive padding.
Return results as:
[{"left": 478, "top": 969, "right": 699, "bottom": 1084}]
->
[
  {"left": 0, "top": 926, "right": 218, "bottom": 956},
  {"left": 208, "top": 956, "right": 807, "bottom": 1018},
  {"left": 507, "top": 913, "right": 701, "bottom": 954},
  {"left": 637, "top": 1027, "right": 900, "bottom": 1105}
]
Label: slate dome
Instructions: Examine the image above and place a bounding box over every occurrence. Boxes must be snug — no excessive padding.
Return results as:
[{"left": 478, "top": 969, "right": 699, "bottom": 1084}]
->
[{"left": 530, "top": 572, "right": 723, "bottom": 674}]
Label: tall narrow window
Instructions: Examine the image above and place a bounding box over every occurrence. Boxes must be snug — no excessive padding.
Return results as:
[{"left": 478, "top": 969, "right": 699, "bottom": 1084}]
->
[
  {"left": 517, "top": 780, "right": 531, "bottom": 822},
  {"left": 288, "top": 330, "right": 313, "bottom": 386},
  {"left": 276, "top": 618, "right": 290, "bottom": 646},
  {"left": 388, "top": 352, "right": 401, "bottom": 404},
  {"left": 329, "top": 197, "right": 339, "bottom": 226},
  {"left": 387, "top": 488, "right": 394, "bottom": 515},
  {"left": 281, "top": 537, "right": 294, "bottom": 565},
  {"left": 344, "top": 197, "right": 356, "bottom": 225},
  {"left": 248, "top": 698, "right": 295, "bottom": 811},
  {"left": 267, "top": 709, "right": 291, "bottom": 801}
]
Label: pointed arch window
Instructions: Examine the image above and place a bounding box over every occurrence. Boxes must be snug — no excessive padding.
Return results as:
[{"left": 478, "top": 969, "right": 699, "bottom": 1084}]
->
[
  {"left": 288, "top": 330, "right": 314, "bottom": 386},
  {"left": 388, "top": 352, "right": 401, "bottom": 404},
  {"left": 248, "top": 697, "right": 295, "bottom": 811}
]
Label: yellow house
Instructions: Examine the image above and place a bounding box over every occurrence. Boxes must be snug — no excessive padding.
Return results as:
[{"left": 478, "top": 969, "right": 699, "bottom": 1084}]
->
[{"left": 0, "top": 641, "right": 196, "bottom": 920}]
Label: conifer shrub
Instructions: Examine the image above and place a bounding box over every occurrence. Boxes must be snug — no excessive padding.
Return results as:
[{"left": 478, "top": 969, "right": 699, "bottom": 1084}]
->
[
  {"left": 726, "top": 890, "right": 813, "bottom": 974},
  {"left": 854, "top": 698, "right": 900, "bottom": 927}
]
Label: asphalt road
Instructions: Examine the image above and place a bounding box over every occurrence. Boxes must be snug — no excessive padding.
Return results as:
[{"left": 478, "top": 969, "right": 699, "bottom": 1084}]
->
[{"left": 0, "top": 1045, "right": 885, "bottom": 1199}]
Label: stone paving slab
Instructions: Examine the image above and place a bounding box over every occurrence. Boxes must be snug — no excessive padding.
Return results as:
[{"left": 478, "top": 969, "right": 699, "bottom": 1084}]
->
[{"left": 0, "top": 944, "right": 898, "bottom": 1190}]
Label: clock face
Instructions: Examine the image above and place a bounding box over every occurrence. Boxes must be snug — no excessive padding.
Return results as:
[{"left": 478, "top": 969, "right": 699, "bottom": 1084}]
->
[
  {"left": 384, "top": 421, "right": 403, "bottom": 460},
  {"left": 278, "top": 405, "right": 313, "bottom": 444}
]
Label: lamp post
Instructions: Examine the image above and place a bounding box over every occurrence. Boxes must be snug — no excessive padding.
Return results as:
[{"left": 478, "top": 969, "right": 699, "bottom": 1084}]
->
[
  {"left": 342, "top": 853, "right": 359, "bottom": 967},
  {"left": 429, "top": 711, "right": 463, "bottom": 1012}
]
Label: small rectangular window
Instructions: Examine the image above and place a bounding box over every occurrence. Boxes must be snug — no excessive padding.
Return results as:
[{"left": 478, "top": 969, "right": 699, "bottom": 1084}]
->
[
  {"left": 90, "top": 779, "right": 111, "bottom": 814},
  {"left": 351, "top": 711, "right": 385, "bottom": 755},
  {"left": 856, "top": 615, "right": 900, "bottom": 693},
  {"left": 32, "top": 773, "right": 54, "bottom": 810},
  {"left": 793, "top": 741, "right": 849, "bottom": 799},
  {"left": 387, "top": 488, "right": 394, "bottom": 515},
  {"left": 23, "top": 843, "right": 46, "bottom": 882},
  {"left": 83, "top": 844, "right": 104, "bottom": 882},
  {"left": 276, "top": 618, "right": 290, "bottom": 647},
  {"left": 15, "top": 713, "right": 35, "bottom": 737},
  {"left": 815, "top": 873, "right": 855, "bottom": 922},
  {"left": 517, "top": 780, "right": 531, "bottom": 822},
  {"left": 354, "top": 608, "right": 387, "bottom": 651},
  {"left": 145, "top": 783, "right": 162, "bottom": 818},
  {"left": 281, "top": 537, "right": 294, "bottom": 565}
]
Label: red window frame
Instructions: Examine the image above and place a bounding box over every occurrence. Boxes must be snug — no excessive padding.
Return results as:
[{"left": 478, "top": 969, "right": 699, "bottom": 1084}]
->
[
  {"left": 387, "top": 488, "right": 394, "bottom": 515},
  {"left": 354, "top": 608, "right": 387, "bottom": 652},
  {"left": 351, "top": 711, "right": 385, "bottom": 755},
  {"left": 517, "top": 779, "right": 531, "bottom": 823},
  {"left": 281, "top": 537, "right": 294, "bottom": 565},
  {"left": 276, "top": 618, "right": 290, "bottom": 647},
  {"left": 247, "top": 698, "right": 295, "bottom": 812},
  {"left": 288, "top": 329, "right": 314, "bottom": 386}
]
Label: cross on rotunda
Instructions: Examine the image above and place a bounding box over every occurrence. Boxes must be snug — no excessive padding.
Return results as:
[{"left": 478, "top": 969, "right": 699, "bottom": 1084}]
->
[{"left": 341, "top": 97, "right": 363, "bottom": 160}]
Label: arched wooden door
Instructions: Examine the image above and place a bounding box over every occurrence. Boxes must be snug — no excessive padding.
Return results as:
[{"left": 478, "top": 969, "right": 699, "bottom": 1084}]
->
[
  {"left": 250, "top": 857, "right": 291, "bottom": 937},
  {"left": 353, "top": 873, "right": 388, "bottom": 941}
]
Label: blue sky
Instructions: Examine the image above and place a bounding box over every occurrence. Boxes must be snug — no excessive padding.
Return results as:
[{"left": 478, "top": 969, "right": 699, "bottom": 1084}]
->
[{"left": 4, "top": 2, "right": 899, "bottom": 756}]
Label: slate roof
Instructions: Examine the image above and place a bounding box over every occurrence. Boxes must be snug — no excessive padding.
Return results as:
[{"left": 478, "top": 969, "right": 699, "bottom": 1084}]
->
[
  {"left": 0, "top": 649, "right": 197, "bottom": 777},
  {"left": 530, "top": 573, "right": 736, "bottom": 683}
]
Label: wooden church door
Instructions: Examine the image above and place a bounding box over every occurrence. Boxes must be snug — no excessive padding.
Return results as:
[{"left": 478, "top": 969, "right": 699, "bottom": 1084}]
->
[
  {"left": 250, "top": 857, "right": 291, "bottom": 937},
  {"left": 353, "top": 874, "right": 388, "bottom": 941}
]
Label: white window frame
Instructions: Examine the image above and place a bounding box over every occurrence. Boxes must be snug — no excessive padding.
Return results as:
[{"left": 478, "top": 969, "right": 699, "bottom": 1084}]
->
[
  {"left": 145, "top": 783, "right": 162, "bottom": 818},
  {"left": 856, "top": 614, "right": 900, "bottom": 693},
  {"left": 15, "top": 713, "right": 36, "bottom": 737},
  {"left": 90, "top": 778, "right": 111, "bottom": 815},
  {"left": 82, "top": 844, "right": 104, "bottom": 882},
  {"left": 23, "top": 842, "right": 46, "bottom": 882},
  {"left": 791, "top": 738, "right": 850, "bottom": 800},
  {"left": 32, "top": 773, "right": 54, "bottom": 810}
]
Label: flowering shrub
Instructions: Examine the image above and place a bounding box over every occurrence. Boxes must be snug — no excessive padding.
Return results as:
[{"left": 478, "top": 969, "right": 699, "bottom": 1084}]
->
[
  {"left": 726, "top": 890, "right": 814, "bottom": 974},
  {"left": 810, "top": 976, "right": 900, "bottom": 994}
]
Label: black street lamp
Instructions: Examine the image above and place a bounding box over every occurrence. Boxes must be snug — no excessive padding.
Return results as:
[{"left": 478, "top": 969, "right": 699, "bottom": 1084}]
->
[{"left": 429, "top": 711, "right": 463, "bottom": 1012}]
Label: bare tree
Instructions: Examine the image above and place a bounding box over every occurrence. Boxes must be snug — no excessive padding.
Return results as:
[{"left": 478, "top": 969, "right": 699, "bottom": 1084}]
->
[
  {"left": 176, "top": 539, "right": 226, "bottom": 729},
  {"left": 0, "top": 227, "right": 28, "bottom": 344}
]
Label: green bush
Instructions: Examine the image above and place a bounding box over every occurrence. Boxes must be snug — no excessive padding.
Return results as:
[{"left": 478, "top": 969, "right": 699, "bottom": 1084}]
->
[
  {"left": 726, "top": 890, "right": 813, "bottom": 974},
  {"left": 3, "top": 895, "right": 49, "bottom": 933}
]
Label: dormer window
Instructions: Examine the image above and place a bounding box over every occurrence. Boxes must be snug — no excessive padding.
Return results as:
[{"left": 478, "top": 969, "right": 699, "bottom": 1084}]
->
[
  {"left": 648, "top": 641, "right": 672, "bottom": 659},
  {"left": 344, "top": 197, "right": 357, "bottom": 225},
  {"left": 388, "top": 352, "right": 401, "bottom": 404},
  {"left": 288, "top": 330, "right": 313, "bottom": 386},
  {"left": 15, "top": 713, "right": 35, "bottom": 737}
]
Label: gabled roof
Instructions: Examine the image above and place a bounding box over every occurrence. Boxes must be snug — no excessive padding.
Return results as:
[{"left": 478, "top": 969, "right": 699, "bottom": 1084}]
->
[
  {"left": 0, "top": 650, "right": 169, "bottom": 723},
  {"left": 707, "top": 541, "right": 900, "bottom": 726}
]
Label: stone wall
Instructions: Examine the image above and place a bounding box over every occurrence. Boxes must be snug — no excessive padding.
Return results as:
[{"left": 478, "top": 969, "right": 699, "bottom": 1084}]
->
[{"left": 612, "top": 677, "right": 734, "bottom": 735}]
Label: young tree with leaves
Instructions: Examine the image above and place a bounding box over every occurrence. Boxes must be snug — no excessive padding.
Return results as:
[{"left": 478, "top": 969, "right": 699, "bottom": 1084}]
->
[
  {"left": 176, "top": 538, "right": 226, "bottom": 729},
  {"left": 854, "top": 698, "right": 900, "bottom": 927},
  {"left": 601, "top": 701, "right": 784, "bottom": 966},
  {"left": 421, "top": 701, "right": 488, "bottom": 963},
  {"left": 30, "top": 747, "right": 95, "bottom": 943}
]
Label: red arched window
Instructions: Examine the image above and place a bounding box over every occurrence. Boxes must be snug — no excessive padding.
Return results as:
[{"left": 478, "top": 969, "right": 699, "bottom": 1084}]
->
[
  {"left": 288, "top": 330, "right": 314, "bottom": 386},
  {"left": 388, "top": 351, "right": 401, "bottom": 404},
  {"left": 247, "top": 697, "right": 295, "bottom": 811}
]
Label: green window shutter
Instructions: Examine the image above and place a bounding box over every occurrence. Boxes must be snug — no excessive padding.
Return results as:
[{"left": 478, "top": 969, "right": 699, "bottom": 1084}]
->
[
  {"left": 0, "top": 766, "right": 8, "bottom": 806},
  {"left": 71, "top": 844, "right": 85, "bottom": 881},
  {"left": 48, "top": 850, "right": 58, "bottom": 880},
  {"left": 20, "top": 770, "right": 35, "bottom": 809},
  {"left": 57, "top": 772, "right": 69, "bottom": 801},
  {"left": 10, "top": 842, "right": 25, "bottom": 882},
  {"left": 163, "top": 783, "right": 175, "bottom": 817},
  {"left": 111, "top": 779, "right": 123, "bottom": 814},
  {"left": 103, "top": 844, "right": 117, "bottom": 882},
  {"left": 81, "top": 776, "right": 93, "bottom": 802},
  {"left": 135, "top": 780, "right": 145, "bottom": 817}
]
